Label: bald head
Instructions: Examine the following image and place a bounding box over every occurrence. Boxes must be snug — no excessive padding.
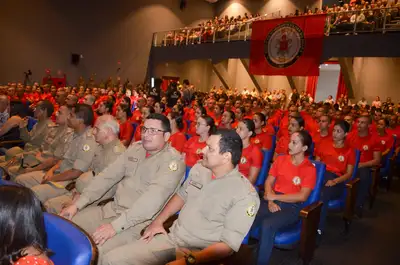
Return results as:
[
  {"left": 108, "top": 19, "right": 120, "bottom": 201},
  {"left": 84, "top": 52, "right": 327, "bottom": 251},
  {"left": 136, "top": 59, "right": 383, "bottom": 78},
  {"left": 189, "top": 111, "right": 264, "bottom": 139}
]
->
[{"left": 0, "top": 95, "right": 9, "bottom": 113}]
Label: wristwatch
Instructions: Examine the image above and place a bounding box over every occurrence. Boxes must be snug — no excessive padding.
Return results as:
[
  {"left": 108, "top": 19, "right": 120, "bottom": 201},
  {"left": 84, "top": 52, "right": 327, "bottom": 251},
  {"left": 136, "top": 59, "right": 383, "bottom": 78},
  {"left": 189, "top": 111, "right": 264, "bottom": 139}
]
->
[{"left": 185, "top": 253, "right": 196, "bottom": 265}]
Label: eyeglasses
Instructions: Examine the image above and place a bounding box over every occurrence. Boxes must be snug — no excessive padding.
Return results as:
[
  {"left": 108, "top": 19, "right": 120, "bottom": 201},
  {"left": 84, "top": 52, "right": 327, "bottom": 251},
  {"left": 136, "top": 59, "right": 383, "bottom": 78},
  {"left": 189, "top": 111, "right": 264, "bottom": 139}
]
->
[{"left": 141, "top": 126, "right": 166, "bottom": 135}]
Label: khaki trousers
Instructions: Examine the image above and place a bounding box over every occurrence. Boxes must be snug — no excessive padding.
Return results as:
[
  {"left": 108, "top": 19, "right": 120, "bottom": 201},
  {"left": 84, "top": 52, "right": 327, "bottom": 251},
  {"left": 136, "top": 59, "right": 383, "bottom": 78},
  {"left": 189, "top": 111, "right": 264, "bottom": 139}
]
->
[
  {"left": 72, "top": 204, "right": 148, "bottom": 264},
  {"left": 15, "top": 170, "right": 68, "bottom": 202}
]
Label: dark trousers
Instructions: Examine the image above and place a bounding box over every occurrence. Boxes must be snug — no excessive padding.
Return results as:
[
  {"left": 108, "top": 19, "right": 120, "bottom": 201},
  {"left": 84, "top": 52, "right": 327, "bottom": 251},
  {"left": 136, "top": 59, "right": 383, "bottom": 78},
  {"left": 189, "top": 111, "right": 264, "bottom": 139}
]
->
[
  {"left": 318, "top": 171, "right": 345, "bottom": 232},
  {"left": 253, "top": 199, "right": 301, "bottom": 265},
  {"left": 356, "top": 167, "right": 372, "bottom": 208}
]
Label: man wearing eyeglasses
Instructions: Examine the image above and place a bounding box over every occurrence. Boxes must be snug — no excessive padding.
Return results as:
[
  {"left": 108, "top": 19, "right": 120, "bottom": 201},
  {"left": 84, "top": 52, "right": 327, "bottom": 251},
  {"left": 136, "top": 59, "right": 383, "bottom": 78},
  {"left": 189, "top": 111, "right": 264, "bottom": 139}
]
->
[
  {"left": 60, "top": 113, "right": 185, "bottom": 264},
  {"left": 102, "top": 129, "right": 259, "bottom": 265}
]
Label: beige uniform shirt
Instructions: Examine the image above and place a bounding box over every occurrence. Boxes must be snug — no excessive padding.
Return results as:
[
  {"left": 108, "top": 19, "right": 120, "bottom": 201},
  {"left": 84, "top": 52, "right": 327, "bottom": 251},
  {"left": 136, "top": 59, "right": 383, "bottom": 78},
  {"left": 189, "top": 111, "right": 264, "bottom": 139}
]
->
[
  {"left": 75, "top": 142, "right": 185, "bottom": 233},
  {"left": 40, "top": 124, "right": 74, "bottom": 159},
  {"left": 75, "top": 139, "right": 126, "bottom": 194},
  {"left": 170, "top": 163, "right": 260, "bottom": 252},
  {"left": 55, "top": 127, "right": 98, "bottom": 187},
  {"left": 20, "top": 119, "right": 54, "bottom": 151}
]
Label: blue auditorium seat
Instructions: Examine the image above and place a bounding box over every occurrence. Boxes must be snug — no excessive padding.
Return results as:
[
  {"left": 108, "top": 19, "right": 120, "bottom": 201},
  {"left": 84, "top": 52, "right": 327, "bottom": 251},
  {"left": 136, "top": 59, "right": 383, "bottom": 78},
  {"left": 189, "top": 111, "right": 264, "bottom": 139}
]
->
[
  {"left": 309, "top": 142, "right": 315, "bottom": 160},
  {"left": 184, "top": 166, "right": 191, "bottom": 181},
  {"left": 0, "top": 179, "right": 20, "bottom": 186},
  {"left": 45, "top": 213, "right": 98, "bottom": 265},
  {"left": 27, "top": 117, "right": 38, "bottom": 132},
  {"left": 255, "top": 149, "right": 274, "bottom": 188},
  {"left": 273, "top": 126, "right": 279, "bottom": 134},
  {"left": 328, "top": 149, "right": 361, "bottom": 211},
  {"left": 185, "top": 134, "right": 191, "bottom": 140},
  {"left": 250, "top": 161, "right": 326, "bottom": 263},
  {"left": 379, "top": 136, "right": 397, "bottom": 182}
]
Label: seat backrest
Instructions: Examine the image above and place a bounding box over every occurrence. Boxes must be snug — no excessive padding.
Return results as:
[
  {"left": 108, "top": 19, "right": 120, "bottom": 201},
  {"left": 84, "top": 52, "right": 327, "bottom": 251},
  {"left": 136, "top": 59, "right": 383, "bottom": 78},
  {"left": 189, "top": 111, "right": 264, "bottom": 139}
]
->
[
  {"left": 303, "top": 160, "right": 326, "bottom": 207},
  {"left": 27, "top": 117, "right": 38, "bottom": 132},
  {"left": 255, "top": 149, "right": 274, "bottom": 187},
  {"left": 185, "top": 134, "right": 191, "bottom": 140},
  {"left": 351, "top": 150, "right": 361, "bottom": 180},
  {"left": 308, "top": 142, "right": 315, "bottom": 160},
  {"left": 273, "top": 126, "right": 279, "bottom": 134},
  {"left": 0, "top": 179, "right": 20, "bottom": 186},
  {"left": 45, "top": 213, "right": 97, "bottom": 265}
]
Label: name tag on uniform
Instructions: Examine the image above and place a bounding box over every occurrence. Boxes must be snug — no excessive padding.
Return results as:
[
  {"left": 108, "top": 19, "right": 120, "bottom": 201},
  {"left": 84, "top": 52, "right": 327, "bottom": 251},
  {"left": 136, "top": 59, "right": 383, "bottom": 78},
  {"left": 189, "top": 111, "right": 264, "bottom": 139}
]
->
[
  {"left": 189, "top": 180, "right": 203, "bottom": 190},
  {"left": 128, "top": 157, "right": 138, "bottom": 162}
]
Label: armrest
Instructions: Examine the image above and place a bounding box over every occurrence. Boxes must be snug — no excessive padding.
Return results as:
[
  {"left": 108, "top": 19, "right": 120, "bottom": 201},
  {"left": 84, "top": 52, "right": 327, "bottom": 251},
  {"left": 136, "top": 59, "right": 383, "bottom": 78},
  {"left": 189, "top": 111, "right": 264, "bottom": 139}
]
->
[
  {"left": 0, "top": 140, "right": 24, "bottom": 147},
  {"left": 140, "top": 214, "right": 179, "bottom": 237},
  {"left": 370, "top": 167, "right": 380, "bottom": 197},
  {"left": 344, "top": 178, "right": 360, "bottom": 220},
  {"left": 299, "top": 201, "right": 322, "bottom": 264}
]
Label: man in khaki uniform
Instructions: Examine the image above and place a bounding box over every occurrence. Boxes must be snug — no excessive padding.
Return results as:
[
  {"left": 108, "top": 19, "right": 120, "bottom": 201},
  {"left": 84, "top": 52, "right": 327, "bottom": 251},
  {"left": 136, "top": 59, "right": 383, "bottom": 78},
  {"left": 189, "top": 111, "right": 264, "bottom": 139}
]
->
[
  {"left": 103, "top": 129, "right": 260, "bottom": 265},
  {"left": 60, "top": 113, "right": 185, "bottom": 263},
  {"left": 45, "top": 115, "right": 126, "bottom": 213},
  {"left": 15, "top": 104, "right": 98, "bottom": 203},
  {"left": 6, "top": 105, "right": 74, "bottom": 180},
  {"left": 0, "top": 100, "right": 54, "bottom": 164}
]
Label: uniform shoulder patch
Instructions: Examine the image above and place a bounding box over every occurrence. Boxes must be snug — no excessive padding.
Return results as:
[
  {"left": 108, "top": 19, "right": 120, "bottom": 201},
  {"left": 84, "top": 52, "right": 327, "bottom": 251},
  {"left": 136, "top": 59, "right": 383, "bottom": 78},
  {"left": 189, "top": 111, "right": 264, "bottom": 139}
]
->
[
  {"left": 246, "top": 204, "right": 256, "bottom": 217},
  {"left": 83, "top": 144, "right": 90, "bottom": 152},
  {"left": 169, "top": 161, "right": 178, "bottom": 171}
]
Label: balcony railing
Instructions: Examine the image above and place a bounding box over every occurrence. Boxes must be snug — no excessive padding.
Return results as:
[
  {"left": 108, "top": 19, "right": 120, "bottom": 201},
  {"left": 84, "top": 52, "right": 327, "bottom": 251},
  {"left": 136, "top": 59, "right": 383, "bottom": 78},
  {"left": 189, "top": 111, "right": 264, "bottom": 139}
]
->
[{"left": 152, "top": 7, "right": 400, "bottom": 47}]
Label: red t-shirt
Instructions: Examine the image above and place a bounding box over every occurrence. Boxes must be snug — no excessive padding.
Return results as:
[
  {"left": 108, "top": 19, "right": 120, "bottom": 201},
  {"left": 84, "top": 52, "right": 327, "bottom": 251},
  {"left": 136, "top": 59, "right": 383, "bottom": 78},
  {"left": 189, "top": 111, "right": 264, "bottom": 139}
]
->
[
  {"left": 15, "top": 256, "right": 54, "bottom": 265},
  {"left": 134, "top": 124, "right": 143, "bottom": 142},
  {"left": 346, "top": 133, "right": 381, "bottom": 163},
  {"left": 119, "top": 120, "right": 134, "bottom": 146},
  {"left": 131, "top": 109, "right": 142, "bottom": 124},
  {"left": 169, "top": 131, "right": 187, "bottom": 153},
  {"left": 251, "top": 132, "right": 273, "bottom": 150},
  {"left": 275, "top": 133, "right": 290, "bottom": 155},
  {"left": 183, "top": 136, "right": 206, "bottom": 167},
  {"left": 269, "top": 155, "right": 317, "bottom": 194},
  {"left": 312, "top": 130, "right": 332, "bottom": 146},
  {"left": 238, "top": 144, "right": 263, "bottom": 179},
  {"left": 315, "top": 140, "right": 355, "bottom": 176},
  {"left": 262, "top": 124, "right": 275, "bottom": 135},
  {"left": 187, "top": 121, "right": 196, "bottom": 136},
  {"left": 376, "top": 133, "right": 394, "bottom": 153}
]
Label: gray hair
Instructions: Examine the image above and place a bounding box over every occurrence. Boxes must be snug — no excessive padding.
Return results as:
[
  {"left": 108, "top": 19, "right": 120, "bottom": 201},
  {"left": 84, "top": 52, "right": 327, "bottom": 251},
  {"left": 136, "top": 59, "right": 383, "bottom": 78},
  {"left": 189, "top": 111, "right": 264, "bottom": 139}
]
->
[{"left": 96, "top": 115, "right": 120, "bottom": 135}]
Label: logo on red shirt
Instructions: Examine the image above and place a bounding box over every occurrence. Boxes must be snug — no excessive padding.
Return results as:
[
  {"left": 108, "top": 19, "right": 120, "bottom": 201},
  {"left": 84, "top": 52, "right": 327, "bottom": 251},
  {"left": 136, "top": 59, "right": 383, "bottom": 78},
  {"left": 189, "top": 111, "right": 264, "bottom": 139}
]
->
[
  {"left": 338, "top": 155, "right": 344, "bottom": 162},
  {"left": 254, "top": 139, "right": 260, "bottom": 144},
  {"left": 240, "top": 157, "right": 247, "bottom": 164},
  {"left": 292, "top": 176, "right": 301, "bottom": 186},
  {"left": 381, "top": 140, "right": 386, "bottom": 145},
  {"left": 363, "top": 145, "right": 369, "bottom": 151}
]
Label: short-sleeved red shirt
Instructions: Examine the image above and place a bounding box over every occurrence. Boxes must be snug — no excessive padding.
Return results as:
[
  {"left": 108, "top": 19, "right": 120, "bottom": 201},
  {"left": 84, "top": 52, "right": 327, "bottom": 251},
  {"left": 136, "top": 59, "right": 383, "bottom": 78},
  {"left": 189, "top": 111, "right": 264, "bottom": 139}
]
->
[
  {"left": 15, "top": 256, "right": 54, "bottom": 265},
  {"left": 262, "top": 124, "right": 275, "bottom": 135},
  {"left": 134, "top": 124, "right": 143, "bottom": 142},
  {"left": 346, "top": 133, "right": 381, "bottom": 163},
  {"left": 376, "top": 133, "right": 394, "bottom": 153},
  {"left": 131, "top": 109, "right": 142, "bottom": 124},
  {"left": 251, "top": 131, "right": 273, "bottom": 150},
  {"left": 269, "top": 155, "right": 317, "bottom": 194},
  {"left": 183, "top": 136, "right": 207, "bottom": 167},
  {"left": 119, "top": 120, "right": 134, "bottom": 145},
  {"left": 275, "top": 133, "right": 290, "bottom": 155},
  {"left": 238, "top": 144, "right": 263, "bottom": 178},
  {"left": 169, "top": 131, "right": 187, "bottom": 153},
  {"left": 315, "top": 140, "right": 356, "bottom": 175},
  {"left": 312, "top": 131, "right": 332, "bottom": 146}
]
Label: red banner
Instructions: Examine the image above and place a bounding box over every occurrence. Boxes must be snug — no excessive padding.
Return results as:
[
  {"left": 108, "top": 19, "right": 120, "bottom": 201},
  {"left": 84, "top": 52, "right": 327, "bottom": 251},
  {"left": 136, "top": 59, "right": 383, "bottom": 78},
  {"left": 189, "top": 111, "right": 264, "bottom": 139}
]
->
[{"left": 249, "top": 15, "right": 326, "bottom": 76}]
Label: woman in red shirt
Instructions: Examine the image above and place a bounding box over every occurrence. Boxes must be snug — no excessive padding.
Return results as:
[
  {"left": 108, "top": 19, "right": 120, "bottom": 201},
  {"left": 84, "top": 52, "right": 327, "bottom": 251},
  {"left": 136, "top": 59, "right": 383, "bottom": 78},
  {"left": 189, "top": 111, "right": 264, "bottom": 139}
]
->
[
  {"left": 253, "top": 131, "right": 316, "bottom": 265},
  {"left": 133, "top": 106, "right": 155, "bottom": 142},
  {"left": 252, "top": 112, "right": 273, "bottom": 150},
  {"left": 274, "top": 115, "right": 305, "bottom": 159},
  {"left": 168, "top": 112, "right": 187, "bottom": 153},
  {"left": 376, "top": 118, "right": 394, "bottom": 158},
  {"left": 116, "top": 103, "right": 134, "bottom": 147},
  {"left": 183, "top": 115, "right": 216, "bottom": 167},
  {"left": 236, "top": 119, "right": 263, "bottom": 184},
  {"left": 0, "top": 186, "right": 54, "bottom": 265},
  {"left": 187, "top": 106, "right": 207, "bottom": 137},
  {"left": 315, "top": 120, "right": 355, "bottom": 234},
  {"left": 213, "top": 104, "right": 224, "bottom": 127},
  {"left": 219, "top": 110, "right": 235, "bottom": 129},
  {"left": 232, "top": 106, "right": 246, "bottom": 129}
]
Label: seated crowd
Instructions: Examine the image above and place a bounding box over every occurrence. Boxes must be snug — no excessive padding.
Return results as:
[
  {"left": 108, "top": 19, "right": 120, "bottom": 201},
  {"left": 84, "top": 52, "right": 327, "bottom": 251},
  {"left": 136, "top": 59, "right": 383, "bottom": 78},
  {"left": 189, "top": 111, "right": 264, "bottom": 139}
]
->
[
  {"left": 162, "top": 0, "right": 400, "bottom": 46},
  {"left": 0, "top": 77, "right": 399, "bottom": 265}
]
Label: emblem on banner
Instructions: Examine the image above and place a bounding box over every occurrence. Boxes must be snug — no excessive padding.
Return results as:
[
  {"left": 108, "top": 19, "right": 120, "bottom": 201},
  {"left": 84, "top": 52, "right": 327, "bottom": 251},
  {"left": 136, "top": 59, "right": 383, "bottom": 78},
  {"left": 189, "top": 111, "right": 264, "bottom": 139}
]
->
[{"left": 264, "top": 22, "right": 305, "bottom": 68}]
